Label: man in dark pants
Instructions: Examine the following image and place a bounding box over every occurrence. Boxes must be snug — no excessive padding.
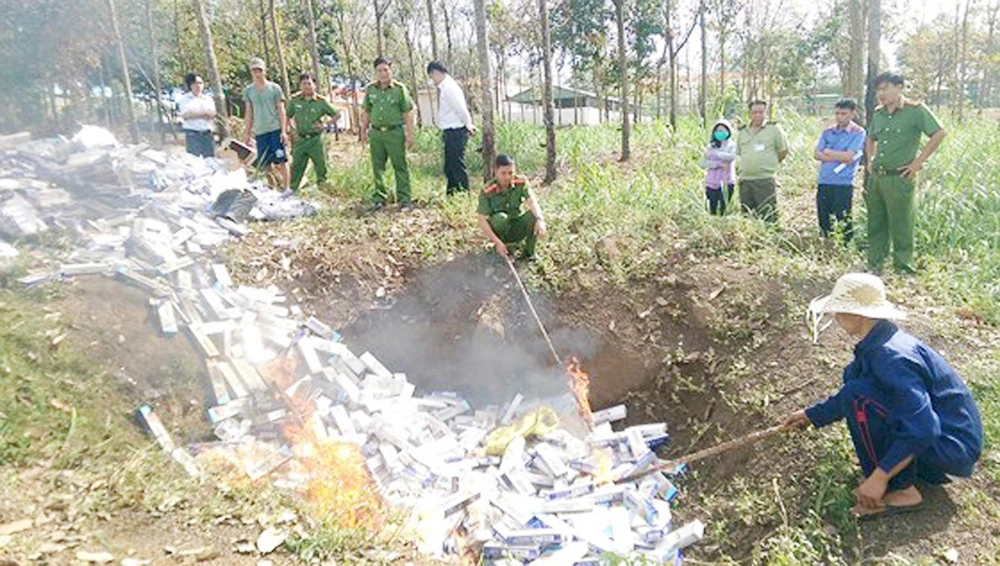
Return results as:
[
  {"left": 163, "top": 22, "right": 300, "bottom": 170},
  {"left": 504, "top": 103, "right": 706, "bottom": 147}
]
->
[
  {"left": 814, "top": 98, "right": 865, "bottom": 241},
  {"left": 427, "top": 61, "right": 475, "bottom": 196},
  {"left": 736, "top": 100, "right": 788, "bottom": 222},
  {"left": 785, "top": 273, "right": 982, "bottom": 518},
  {"left": 178, "top": 72, "right": 216, "bottom": 158}
]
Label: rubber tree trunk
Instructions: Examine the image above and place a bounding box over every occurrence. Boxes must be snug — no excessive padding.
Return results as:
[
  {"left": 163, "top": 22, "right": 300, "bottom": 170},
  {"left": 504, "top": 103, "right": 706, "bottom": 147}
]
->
[
  {"left": 667, "top": 0, "right": 678, "bottom": 129},
  {"left": 304, "top": 0, "right": 322, "bottom": 84},
  {"left": 375, "top": 0, "right": 389, "bottom": 56},
  {"left": 192, "top": 0, "right": 230, "bottom": 137},
  {"left": 106, "top": 0, "right": 139, "bottom": 144},
  {"left": 443, "top": 0, "right": 454, "bottom": 64},
  {"left": 426, "top": 0, "right": 440, "bottom": 60},
  {"left": 474, "top": 0, "right": 496, "bottom": 177},
  {"left": 540, "top": 0, "right": 557, "bottom": 183},
  {"left": 146, "top": 0, "right": 166, "bottom": 143},
  {"left": 699, "top": 0, "right": 707, "bottom": 124},
  {"left": 259, "top": 0, "right": 271, "bottom": 67},
  {"left": 402, "top": 16, "right": 424, "bottom": 127},
  {"left": 269, "top": 0, "right": 291, "bottom": 95},
  {"left": 847, "top": 0, "right": 864, "bottom": 105},
  {"left": 864, "top": 0, "right": 881, "bottom": 126},
  {"left": 614, "top": 0, "right": 630, "bottom": 161}
]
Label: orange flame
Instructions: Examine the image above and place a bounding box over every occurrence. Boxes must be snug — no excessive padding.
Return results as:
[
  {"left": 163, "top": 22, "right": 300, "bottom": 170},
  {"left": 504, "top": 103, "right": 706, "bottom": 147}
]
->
[
  {"left": 262, "top": 353, "right": 384, "bottom": 530},
  {"left": 565, "top": 356, "right": 594, "bottom": 430},
  {"left": 301, "top": 440, "right": 385, "bottom": 529}
]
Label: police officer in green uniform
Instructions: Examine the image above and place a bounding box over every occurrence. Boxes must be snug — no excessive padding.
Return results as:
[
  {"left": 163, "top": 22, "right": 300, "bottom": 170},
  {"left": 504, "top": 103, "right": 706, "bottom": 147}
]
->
[
  {"left": 360, "top": 56, "right": 416, "bottom": 209},
  {"left": 865, "top": 72, "right": 947, "bottom": 274},
  {"left": 287, "top": 73, "right": 340, "bottom": 193},
  {"left": 477, "top": 154, "right": 548, "bottom": 260}
]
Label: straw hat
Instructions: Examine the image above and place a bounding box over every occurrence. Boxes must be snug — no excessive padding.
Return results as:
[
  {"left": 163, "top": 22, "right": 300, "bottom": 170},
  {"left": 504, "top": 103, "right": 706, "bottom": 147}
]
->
[{"left": 808, "top": 273, "right": 906, "bottom": 342}]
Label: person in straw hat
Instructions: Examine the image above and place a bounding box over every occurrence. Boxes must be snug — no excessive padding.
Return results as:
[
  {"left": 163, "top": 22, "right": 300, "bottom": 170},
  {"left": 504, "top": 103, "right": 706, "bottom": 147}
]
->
[{"left": 783, "top": 273, "right": 982, "bottom": 518}]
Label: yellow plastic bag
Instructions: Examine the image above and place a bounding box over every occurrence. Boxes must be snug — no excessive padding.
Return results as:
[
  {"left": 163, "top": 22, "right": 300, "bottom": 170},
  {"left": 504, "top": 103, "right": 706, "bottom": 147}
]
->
[{"left": 484, "top": 406, "right": 560, "bottom": 456}]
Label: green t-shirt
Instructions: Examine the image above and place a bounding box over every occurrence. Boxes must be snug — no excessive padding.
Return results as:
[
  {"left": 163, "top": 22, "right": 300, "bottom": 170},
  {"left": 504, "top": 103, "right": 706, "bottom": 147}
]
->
[
  {"left": 869, "top": 101, "right": 942, "bottom": 170},
  {"left": 478, "top": 178, "right": 530, "bottom": 217},
  {"left": 736, "top": 122, "right": 789, "bottom": 180},
  {"left": 244, "top": 81, "right": 285, "bottom": 136},
  {"left": 362, "top": 80, "right": 414, "bottom": 128},
  {"left": 287, "top": 94, "right": 339, "bottom": 137}
]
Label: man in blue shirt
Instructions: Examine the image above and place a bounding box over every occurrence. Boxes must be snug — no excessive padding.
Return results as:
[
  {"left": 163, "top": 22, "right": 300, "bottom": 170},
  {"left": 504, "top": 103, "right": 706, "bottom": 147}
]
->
[
  {"left": 814, "top": 99, "right": 865, "bottom": 241},
  {"left": 784, "top": 273, "right": 983, "bottom": 518}
]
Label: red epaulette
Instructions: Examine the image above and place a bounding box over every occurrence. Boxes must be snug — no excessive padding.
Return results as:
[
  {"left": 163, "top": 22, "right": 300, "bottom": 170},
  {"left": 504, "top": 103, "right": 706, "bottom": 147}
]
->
[
  {"left": 484, "top": 182, "right": 500, "bottom": 194},
  {"left": 512, "top": 176, "right": 527, "bottom": 186}
]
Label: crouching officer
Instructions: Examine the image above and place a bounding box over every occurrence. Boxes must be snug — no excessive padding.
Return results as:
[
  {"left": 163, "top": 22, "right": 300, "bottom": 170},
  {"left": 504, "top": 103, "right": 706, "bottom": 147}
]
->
[
  {"left": 477, "top": 154, "right": 548, "bottom": 260},
  {"left": 287, "top": 73, "right": 341, "bottom": 192}
]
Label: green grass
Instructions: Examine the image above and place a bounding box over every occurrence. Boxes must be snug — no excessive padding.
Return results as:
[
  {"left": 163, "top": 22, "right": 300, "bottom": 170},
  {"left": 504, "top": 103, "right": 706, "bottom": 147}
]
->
[
  {"left": 0, "top": 288, "right": 139, "bottom": 467},
  {"left": 316, "top": 113, "right": 1000, "bottom": 325}
]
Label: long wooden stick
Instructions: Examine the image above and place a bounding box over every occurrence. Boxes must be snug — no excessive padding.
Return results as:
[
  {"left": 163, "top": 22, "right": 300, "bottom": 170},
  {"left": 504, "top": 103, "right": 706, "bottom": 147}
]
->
[
  {"left": 504, "top": 255, "right": 562, "bottom": 366},
  {"left": 617, "top": 424, "right": 787, "bottom": 483}
]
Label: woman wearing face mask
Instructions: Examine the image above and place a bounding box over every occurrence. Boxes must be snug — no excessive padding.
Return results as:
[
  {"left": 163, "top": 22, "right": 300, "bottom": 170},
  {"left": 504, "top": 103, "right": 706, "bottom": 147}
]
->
[{"left": 700, "top": 119, "right": 737, "bottom": 215}]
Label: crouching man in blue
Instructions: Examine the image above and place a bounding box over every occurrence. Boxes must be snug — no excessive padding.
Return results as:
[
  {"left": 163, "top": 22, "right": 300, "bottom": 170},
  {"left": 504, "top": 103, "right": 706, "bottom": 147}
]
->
[{"left": 783, "top": 273, "right": 983, "bottom": 518}]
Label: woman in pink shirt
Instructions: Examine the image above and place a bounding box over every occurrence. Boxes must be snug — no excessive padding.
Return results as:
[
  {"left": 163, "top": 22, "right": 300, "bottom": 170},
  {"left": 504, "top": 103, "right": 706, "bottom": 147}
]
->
[{"left": 700, "top": 119, "right": 737, "bottom": 215}]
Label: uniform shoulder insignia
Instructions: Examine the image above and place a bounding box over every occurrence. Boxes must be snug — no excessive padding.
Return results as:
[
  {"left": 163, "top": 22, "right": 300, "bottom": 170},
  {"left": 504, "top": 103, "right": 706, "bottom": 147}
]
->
[
  {"left": 512, "top": 176, "right": 527, "bottom": 186},
  {"left": 484, "top": 181, "right": 499, "bottom": 193}
]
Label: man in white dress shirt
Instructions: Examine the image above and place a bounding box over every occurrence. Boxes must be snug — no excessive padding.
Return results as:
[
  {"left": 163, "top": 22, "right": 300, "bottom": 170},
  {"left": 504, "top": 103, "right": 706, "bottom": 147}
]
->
[
  {"left": 178, "top": 72, "right": 217, "bottom": 158},
  {"left": 427, "top": 61, "right": 475, "bottom": 196}
]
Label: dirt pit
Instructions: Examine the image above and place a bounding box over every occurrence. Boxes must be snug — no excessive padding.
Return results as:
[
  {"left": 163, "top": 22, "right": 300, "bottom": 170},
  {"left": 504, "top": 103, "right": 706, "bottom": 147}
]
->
[
  {"left": 340, "top": 253, "right": 750, "bottom": 468},
  {"left": 50, "top": 255, "right": 832, "bottom": 562}
]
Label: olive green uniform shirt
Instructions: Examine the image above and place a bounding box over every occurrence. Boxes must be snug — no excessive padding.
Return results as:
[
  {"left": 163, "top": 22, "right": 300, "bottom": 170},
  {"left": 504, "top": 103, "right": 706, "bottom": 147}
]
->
[
  {"left": 736, "top": 122, "right": 789, "bottom": 180},
  {"left": 869, "top": 101, "right": 943, "bottom": 170},
  {"left": 287, "top": 94, "right": 339, "bottom": 136},
  {"left": 478, "top": 178, "right": 530, "bottom": 217},
  {"left": 362, "top": 80, "right": 414, "bottom": 128}
]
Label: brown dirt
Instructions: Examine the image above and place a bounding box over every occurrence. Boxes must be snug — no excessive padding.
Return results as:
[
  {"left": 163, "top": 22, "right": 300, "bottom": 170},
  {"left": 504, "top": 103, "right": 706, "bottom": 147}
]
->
[
  {"left": 51, "top": 278, "right": 213, "bottom": 441},
  {"left": 0, "top": 464, "right": 298, "bottom": 566}
]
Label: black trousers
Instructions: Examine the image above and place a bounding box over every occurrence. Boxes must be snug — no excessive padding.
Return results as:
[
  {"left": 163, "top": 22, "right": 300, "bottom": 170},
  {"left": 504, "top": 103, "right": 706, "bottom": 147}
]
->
[
  {"left": 817, "top": 183, "right": 854, "bottom": 241},
  {"left": 184, "top": 129, "right": 214, "bottom": 158},
  {"left": 443, "top": 128, "right": 469, "bottom": 194},
  {"left": 706, "top": 184, "right": 735, "bottom": 216}
]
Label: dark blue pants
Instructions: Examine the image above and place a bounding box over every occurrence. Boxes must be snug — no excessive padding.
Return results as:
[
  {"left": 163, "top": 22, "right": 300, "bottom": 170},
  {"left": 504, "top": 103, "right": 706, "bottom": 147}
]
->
[
  {"left": 184, "top": 129, "right": 215, "bottom": 158},
  {"left": 817, "top": 184, "right": 854, "bottom": 241},
  {"left": 707, "top": 184, "right": 734, "bottom": 216},
  {"left": 839, "top": 379, "right": 974, "bottom": 492},
  {"left": 443, "top": 128, "right": 470, "bottom": 194},
  {"left": 255, "top": 130, "right": 288, "bottom": 167}
]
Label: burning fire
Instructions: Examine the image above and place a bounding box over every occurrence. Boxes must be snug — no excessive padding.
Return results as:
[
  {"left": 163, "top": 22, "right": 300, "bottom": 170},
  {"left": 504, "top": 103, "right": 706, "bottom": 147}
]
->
[
  {"left": 301, "top": 440, "right": 384, "bottom": 530},
  {"left": 565, "top": 356, "right": 594, "bottom": 430},
  {"left": 264, "top": 357, "right": 384, "bottom": 530}
]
